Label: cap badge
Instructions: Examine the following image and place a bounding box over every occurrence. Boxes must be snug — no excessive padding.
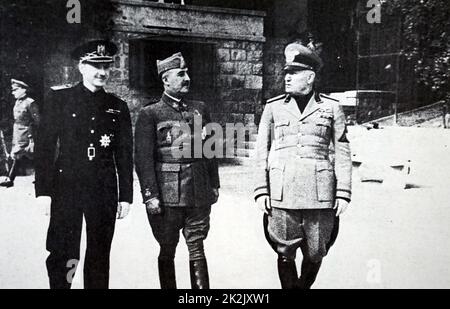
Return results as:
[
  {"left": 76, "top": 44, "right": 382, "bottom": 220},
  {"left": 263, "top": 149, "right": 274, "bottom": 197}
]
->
[{"left": 97, "top": 44, "right": 106, "bottom": 56}]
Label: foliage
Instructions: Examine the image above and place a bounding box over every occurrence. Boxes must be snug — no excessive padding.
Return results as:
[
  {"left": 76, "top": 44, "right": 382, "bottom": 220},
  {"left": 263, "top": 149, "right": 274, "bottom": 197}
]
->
[{"left": 385, "top": 0, "right": 450, "bottom": 101}]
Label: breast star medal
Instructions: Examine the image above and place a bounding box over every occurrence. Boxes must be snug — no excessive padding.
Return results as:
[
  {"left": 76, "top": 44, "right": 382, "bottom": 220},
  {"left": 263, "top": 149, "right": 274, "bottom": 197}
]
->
[{"left": 100, "top": 134, "right": 112, "bottom": 148}]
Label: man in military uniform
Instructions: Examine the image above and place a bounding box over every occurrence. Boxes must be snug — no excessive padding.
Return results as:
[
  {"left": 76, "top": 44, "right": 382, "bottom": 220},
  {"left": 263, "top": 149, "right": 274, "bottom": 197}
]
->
[
  {"left": 254, "top": 43, "right": 352, "bottom": 289},
  {"left": 34, "top": 40, "right": 134, "bottom": 289},
  {"left": 0, "top": 78, "right": 40, "bottom": 188},
  {"left": 135, "top": 52, "right": 220, "bottom": 289}
]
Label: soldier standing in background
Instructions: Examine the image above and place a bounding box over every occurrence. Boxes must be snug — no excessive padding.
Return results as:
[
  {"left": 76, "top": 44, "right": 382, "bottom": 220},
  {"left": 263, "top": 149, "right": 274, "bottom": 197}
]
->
[
  {"left": 254, "top": 43, "right": 352, "bottom": 289},
  {"left": 135, "top": 52, "right": 220, "bottom": 289},
  {"left": 34, "top": 40, "right": 134, "bottom": 289},
  {"left": 1, "top": 78, "right": 40, "bottom": 188}
]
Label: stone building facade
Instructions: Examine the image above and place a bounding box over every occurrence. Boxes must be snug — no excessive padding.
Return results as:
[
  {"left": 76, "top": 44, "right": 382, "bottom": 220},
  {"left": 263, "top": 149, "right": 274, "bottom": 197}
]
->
[{"left": 1, "top": 0, "right": 313, "bottom": 160}]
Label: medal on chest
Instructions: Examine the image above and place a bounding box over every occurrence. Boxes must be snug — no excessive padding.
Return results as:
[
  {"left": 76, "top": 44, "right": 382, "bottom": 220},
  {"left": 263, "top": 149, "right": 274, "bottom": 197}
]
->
[
  {"left": 86, "top": 134, "right": 113, "bottom": 161},
  {"left": 100, "top": 134, "right": 112, "bottom": 148},
  {"left": 88, "top": 144, "right": 96, "bottom": 161}
]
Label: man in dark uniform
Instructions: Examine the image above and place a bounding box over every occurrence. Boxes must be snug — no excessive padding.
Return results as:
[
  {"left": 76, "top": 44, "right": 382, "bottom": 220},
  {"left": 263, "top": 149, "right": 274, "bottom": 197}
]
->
[
  {"left": 34, "top": 40, "right": 134, "bottom": 289},
  {"left": 1, "top": 78, "right": 40, "bottom": 187},
  {"left": 254, "top": 43, "right": 352, "bottom": 289},
  {"left": 135, "top": 52, "right": 220, "bottom": 289}
]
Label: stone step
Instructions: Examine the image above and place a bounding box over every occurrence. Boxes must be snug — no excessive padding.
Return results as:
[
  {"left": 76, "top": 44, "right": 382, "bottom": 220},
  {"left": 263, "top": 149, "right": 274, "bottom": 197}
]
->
[{"left": 235, "top": 148, "right": 255, "bottom": 158}]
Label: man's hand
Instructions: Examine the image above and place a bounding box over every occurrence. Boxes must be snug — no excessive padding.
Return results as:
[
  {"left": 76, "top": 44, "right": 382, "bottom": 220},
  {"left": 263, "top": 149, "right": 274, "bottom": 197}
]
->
[
  {"left": 36, "top": 196, "right": 51, "bottom": 216},
  {"left": 146, "top": 198, "right": 162, "bottom": 215},
  {"left": 333, "top": 199, "right": 350, "bottom": 217},
  {"left": 256, "top": 195, "right": 271, "bottom": 215},
  {"left": 117, "top": 202, "right": 131, "bottom": 219},
  {"left": 212, "top": 188, "right": 219, "bottom": 204}
]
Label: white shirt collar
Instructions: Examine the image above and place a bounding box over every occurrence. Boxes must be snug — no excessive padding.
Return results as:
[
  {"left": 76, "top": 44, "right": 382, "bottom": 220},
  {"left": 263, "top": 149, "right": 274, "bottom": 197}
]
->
[{"left": 164, "top": 91, "right": 182, "bottom": 103}]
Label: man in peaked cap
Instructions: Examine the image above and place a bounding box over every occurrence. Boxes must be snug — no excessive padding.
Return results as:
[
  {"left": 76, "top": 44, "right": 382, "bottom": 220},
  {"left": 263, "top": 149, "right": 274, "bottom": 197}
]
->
[
  {"left": 34, "top": 40, "right": 133, "bottom": 289},
  {"left": 0, "top": 78, "right": 40, "bottom": 188},
  {"left": 254, "top": 42, "right": 352, "bottom": 289},
  {"left": 135, "top": 52, "right": 220, "bottom": 289}
]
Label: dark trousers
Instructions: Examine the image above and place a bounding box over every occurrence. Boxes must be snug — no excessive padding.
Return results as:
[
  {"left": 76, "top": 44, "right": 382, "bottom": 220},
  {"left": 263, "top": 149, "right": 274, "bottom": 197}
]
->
[
  {"left": 7, "top": 157, "right": 30, "bottom": 181},
  {"left": 45, "top": 193, "right": 117, "bottom": 289},
  {"left": 147, "top": 205, "right": 211, "bottom": 261}
]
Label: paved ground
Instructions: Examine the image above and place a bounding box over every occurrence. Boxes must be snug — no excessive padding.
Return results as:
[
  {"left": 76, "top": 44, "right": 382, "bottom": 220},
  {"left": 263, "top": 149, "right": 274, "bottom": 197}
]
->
[{"left": 1, "top": 127, "right": 450, "bottom": 289}]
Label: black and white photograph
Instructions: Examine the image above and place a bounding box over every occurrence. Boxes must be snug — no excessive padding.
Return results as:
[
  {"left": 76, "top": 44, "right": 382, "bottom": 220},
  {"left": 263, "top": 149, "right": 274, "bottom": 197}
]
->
[{"left": 0, "top": 0, "right": 449, "bottom": 294}]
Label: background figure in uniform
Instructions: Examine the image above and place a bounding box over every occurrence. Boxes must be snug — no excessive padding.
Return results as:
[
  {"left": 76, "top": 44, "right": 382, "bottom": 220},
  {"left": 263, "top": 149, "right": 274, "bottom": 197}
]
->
[
  {"left": 0, "top": 79, "right": 40, "bottom": 188},
  {"left": 135, "top": 52, "right": 220, "bottom": 289},
  {"left": 254, "top": 43, "right": 352, "bottom": 289},
  {"left": 34, "top": 40, "right": 133, "bottom": 289}
]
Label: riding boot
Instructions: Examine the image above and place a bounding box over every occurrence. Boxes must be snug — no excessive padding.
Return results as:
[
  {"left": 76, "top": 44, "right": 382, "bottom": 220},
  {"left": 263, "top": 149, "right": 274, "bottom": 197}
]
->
[
  {"left": 189, "top": 259, "right": 209, "bottom": 289},
  {"left": 277, "top": 255, "right": 299, "bottom": 289},
  {"left": 158, "top": 259, "right": 177, "bottom": 289}
]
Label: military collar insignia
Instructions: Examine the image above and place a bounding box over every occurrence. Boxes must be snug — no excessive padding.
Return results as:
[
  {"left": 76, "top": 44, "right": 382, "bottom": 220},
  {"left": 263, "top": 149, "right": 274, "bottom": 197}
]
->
[
  {"left": 162, "top": 93, "right": 189, "bottom": 111},
  {"left": 171, "top": 102, "right": 188, "bottom": 111},
  {"left": 284, "top": 95, "right": 291, "bottom": 104},
  {"left": 315, "top": 92, "right": 324, "bottom": 104}
]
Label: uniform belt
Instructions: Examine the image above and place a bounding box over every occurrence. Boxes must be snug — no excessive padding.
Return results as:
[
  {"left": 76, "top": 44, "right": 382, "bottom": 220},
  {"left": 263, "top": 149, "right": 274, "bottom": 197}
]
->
[
  {"left": 275, "top": 143, "right": 330, "bottom": 160},
  {"left": 157, "top": 157, "right": 203, "bottom": 164},
  {"left": 157, "top": 147, "right": 203, "bottom": 163}
]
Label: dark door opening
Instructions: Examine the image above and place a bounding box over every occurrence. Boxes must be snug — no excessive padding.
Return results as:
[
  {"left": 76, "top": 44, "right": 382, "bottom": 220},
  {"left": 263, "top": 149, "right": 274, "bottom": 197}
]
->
[{"left": 129, "top": 39, "right": 216, "bottom": 104}]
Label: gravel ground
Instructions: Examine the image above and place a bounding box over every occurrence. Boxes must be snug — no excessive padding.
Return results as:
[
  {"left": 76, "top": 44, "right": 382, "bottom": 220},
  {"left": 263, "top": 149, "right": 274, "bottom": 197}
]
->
[{"left": 1, "top": 127, "right": 449, "bottom": 289}]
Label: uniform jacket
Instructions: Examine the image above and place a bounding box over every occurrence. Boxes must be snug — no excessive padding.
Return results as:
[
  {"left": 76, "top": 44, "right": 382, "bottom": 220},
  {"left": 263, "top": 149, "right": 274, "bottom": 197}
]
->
[
  {"left": 11, "top": 96, "right": 40, "bottom": 158},
  {"left": 34, "top": 83, "right": 133, "bottom": 205},
  {"left": 254, "top": 93, "right": 352, "bottom": 210},
  {"left": 135, "top": 93, "right": 220, "bottom": 207}
]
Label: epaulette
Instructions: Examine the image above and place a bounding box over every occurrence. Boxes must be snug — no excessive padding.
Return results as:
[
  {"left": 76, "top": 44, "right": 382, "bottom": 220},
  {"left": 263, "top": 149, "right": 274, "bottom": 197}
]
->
[
  {"left": 319, "top": 93, "right": 339, "bottom": 102},
  {"left": 266, "top": 94, "right": 287, "bottom": 104},
  {"left": 22, "top": 97, "right": 35, "bottom": 104},
  {"left": 50, "top": 84, "right": 73, "bottom": 91}
]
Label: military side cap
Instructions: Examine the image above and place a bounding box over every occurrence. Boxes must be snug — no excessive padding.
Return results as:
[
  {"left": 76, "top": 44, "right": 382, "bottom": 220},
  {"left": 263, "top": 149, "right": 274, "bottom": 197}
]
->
[
  {"left": 71, "top": 40, "right": 118, "bottom": 63},
  {"left": 11, "top": 79, "right": 29, "bottom": 88},
  {"left": 157, "top": 52, "right": 187, "bottom": 76},
  {"left": 284, "top": 43, "right": 323, "bottom": 72}
]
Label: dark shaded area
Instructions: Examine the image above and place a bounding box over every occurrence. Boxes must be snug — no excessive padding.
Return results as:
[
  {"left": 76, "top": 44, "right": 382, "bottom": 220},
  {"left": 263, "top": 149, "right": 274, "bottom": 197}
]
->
[
  {"left": 129, "top": 39, "right": 215, "bottom": 102},
  {"left": 0, "top": 0, "right": 118, "bottom": 132},
  {"left": 307, "top": 0, "right": 358, "bottom": 93}
]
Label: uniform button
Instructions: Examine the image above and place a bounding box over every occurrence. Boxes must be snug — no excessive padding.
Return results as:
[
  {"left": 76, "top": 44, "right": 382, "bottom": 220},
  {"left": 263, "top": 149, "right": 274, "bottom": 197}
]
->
[
  {"left": 91, "top": 130, "right": 95, "bottom": 134},
  {"left": 72, "top": 114, "right": 76, "bottom": 118},
  {"left": 91, "top": 117, "right": 95, "bottom": 121},
  {"left": 113, "top": 119, "right": 116, "bottom": 122},
  {"left": 59, "top": 169, "right": 63, "bottom": 173}
]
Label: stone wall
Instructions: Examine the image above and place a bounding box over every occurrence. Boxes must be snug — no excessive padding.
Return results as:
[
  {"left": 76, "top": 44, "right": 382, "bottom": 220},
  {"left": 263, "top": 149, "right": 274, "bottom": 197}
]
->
[
  {"left": 109, "top": 33, "right": 264, "bottom": 127},
  {"left": 213, "top": 40, "right": 264, "bottom": 127},
  {"left": 105, "top": 0, "right": 266, "bottom": 128}
]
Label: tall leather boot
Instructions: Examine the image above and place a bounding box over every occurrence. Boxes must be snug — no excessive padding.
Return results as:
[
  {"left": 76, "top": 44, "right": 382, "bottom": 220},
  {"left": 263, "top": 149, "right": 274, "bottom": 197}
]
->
[
  {"left": 158, "top": 259, "right": 177, "bottom": 289},
  {"left": 277, "top": 256, "right": 299, "bottom": 289},
  {"left": 189, "top": 259, "right": 209, "bottom": 289},
  {"left": 297, "top": 259, "right": 322, "bottom": 289}
]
